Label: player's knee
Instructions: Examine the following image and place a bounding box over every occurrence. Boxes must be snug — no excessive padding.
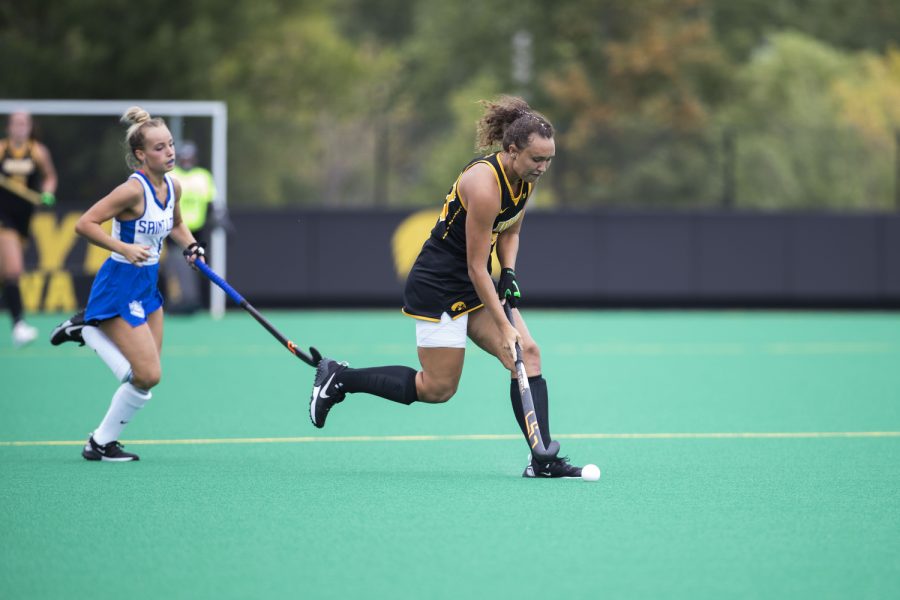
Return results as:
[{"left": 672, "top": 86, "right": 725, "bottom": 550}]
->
[
  {"left": 430, "top": 388, "right": 456, "bottom": 403},
  {"left": 522, "top": 340, "right": 542, "bottom": 370},
  {"left": 131, "top": 366, "right": 161, "bottom": 390},
  {"left": 131, "top": 375, "right": 160, "bottom": 390},
  {"left": 423, "top": 381, "right": 457, "bottom": 403}
]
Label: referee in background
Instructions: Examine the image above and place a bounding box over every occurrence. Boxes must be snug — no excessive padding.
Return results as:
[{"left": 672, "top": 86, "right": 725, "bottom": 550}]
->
[{"left": 166, "top": 140, "right": 215, "bottom": 314}]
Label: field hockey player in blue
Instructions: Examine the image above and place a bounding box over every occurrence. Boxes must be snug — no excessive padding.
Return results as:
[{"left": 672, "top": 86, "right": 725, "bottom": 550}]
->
[{"left": 50, "top": 106, "right": 205, "bottom": 461}]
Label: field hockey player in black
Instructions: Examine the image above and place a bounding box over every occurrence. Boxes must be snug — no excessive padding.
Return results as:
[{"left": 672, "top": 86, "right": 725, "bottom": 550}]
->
[{"left": 310, "top": 96, "right": 582, "bottom": 478}]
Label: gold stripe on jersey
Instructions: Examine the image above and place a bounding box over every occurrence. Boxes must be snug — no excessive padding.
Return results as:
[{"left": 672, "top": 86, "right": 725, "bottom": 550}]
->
[
  {"left": 439, "top": 159, "right": 498, "bottom": 241},
  {"left": 495, "top": 153, "right": 527, "bottom": 205},
  {"left": 455, "top": 159, "right": 501, "bottom": 211},
  {"left": 441, "top": 203, "right": 464, "bottom": 241}
]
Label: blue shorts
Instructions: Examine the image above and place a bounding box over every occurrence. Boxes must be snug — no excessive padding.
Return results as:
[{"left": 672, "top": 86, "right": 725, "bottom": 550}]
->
[{"left": 85, "top": 259, "right": 164, "bottom": 327}]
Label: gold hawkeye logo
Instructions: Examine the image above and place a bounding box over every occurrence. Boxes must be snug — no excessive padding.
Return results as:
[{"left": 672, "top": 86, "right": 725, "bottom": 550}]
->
[{"left": 451, "top": 301, "right": 467, "bottom": 312}]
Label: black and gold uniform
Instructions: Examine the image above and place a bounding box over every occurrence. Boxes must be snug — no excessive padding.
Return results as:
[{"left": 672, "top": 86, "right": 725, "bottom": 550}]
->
[
  {"left": 0, "top": 139, "right": 40, "bottom": 237},
  {"left": 403, "top": 152, "right": 532, "bottom": 321}
]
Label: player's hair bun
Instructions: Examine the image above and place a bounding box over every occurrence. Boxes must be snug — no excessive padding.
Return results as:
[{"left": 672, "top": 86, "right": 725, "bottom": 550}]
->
[{"left": 121, "top": 106, "right": 151, "bottom": 126}]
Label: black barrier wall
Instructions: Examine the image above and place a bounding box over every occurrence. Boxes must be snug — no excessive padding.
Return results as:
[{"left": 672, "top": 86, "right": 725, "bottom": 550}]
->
[{"left": 24, "top": 209, "right": 900, "bottom": 311}]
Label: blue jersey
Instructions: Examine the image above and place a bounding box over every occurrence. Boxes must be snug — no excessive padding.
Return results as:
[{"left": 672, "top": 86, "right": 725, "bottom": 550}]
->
[
  {"left": 84, "top": 171, "right": 175, "bottom": 326},
  {"left": 110, "top": 171, "right": 175, "bottom": 266}
]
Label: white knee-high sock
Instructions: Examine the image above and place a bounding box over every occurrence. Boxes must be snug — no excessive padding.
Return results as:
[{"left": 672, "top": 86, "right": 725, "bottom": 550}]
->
[
  {"left": 82, "top": 326, "right": 132, "bottom": 383},
  {"left": 92, "top": 383, "right": 152, "bottom": 445}
]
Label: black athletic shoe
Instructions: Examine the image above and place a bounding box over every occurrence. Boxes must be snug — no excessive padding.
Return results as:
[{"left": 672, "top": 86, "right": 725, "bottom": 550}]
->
[
  {"left": 82, "top": 436, "right": 140, "bottom": 462},
  {"left": 309, "top": 358, "right": 348, "bottom": 428},
  {"left": 50, "top": 310, "right": 88, "bottom": 346},
  {"left": 522, "top": 454, "right": 582, "bottom": 478}
]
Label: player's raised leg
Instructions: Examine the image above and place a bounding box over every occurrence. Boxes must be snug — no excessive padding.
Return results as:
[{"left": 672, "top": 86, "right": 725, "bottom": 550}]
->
[
  {"left": 52, "top": 310, "right": 133, "bottom": 383},
  {"left": 309, "top": 358, "right": 426, "bottom": 428},
  {"left": 50, "top": 309, "right": 87, "bottom": 346},
  {"left": 309, "top": 317, "right": 467, "bottom": 428}
]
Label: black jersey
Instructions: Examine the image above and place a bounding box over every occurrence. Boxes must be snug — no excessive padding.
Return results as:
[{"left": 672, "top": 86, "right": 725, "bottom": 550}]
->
[
  {"left": 0, "top": 139, "right": 40, "bottom": 236},
  {"left": 403, "top": 152, "right": 533, "bottom": 321}
]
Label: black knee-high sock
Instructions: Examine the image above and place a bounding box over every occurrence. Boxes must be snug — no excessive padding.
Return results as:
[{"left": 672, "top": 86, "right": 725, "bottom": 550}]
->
[
  {"left": 338, "top": 366, "right": 419, "bottom": 405},
  {"left": 510, "top": 375, "right": 552, "bottom": 443},
  {"left": 2, "top": 281, "right": 24, "bottom": 324}
]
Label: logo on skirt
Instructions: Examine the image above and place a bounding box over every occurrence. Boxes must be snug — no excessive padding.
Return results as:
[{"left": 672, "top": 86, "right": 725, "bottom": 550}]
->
[{"left": 129, "top": 300, "right": 145, "bottom": 319}]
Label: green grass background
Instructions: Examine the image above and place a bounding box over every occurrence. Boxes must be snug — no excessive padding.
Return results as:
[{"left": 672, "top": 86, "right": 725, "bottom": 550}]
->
[{"left": 2, "top": 310, "right": 899, "bottom": 599}]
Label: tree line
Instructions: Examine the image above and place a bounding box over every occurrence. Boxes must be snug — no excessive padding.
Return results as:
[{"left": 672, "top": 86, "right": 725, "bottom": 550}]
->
[{"left": 3, "top": 0, "right": 899, "bottom": 209}]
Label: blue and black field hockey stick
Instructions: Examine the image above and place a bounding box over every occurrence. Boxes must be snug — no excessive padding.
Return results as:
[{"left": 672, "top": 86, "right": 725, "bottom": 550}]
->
[
  {"left": 503, "top": 302, "right": 560, "bottom": 462},
  {"left": 195, "top": 260, "right": 322, "bottom": 368}
]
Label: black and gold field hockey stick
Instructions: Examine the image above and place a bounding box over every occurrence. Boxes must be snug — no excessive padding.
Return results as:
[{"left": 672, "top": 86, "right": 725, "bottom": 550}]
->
[{"left": 503, "top": 301, "right": 560, "bottom": 462}]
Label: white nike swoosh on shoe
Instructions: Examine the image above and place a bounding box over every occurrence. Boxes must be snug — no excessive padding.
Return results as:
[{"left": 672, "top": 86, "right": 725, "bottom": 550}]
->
[
  {"left": 318, "top": 373, "right": 337, "bottom": 399},
  {"left": 310, "top": 389, "right": 321, "bottom": 424}
]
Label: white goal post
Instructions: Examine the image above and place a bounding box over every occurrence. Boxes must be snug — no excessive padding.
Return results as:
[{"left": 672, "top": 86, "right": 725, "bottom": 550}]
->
[{"left": 0, "top": 99, "right": 228, "bottom": 318}]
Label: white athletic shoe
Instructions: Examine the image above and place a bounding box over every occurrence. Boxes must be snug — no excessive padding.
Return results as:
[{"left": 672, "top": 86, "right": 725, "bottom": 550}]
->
[{"left": 11, "top": 320, "right": 38, "bottom": 348}]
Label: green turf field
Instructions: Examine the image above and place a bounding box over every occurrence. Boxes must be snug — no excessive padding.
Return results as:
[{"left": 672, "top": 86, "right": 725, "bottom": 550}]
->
[{"left": 2, "top": 310, "right": 899, "bottom": 599}]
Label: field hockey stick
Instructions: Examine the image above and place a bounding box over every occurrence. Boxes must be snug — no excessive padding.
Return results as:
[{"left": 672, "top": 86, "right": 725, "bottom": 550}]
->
[
  {"left": 194, "top": 260, "right": 322, "bottom": 367},
  {"left": 0, "top": 173, "right": 42, "bottom": 206},
  {"left": 503, "top": 301, "right": 560, "bottom": 462}
]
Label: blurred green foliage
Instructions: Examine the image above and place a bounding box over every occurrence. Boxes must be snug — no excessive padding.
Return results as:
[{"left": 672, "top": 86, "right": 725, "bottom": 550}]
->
[{"left": 2, "top": 0, "right": 899, "bottom": 210}]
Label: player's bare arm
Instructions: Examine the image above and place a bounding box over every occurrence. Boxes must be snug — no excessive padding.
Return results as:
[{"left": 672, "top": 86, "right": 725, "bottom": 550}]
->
[
  {"left": 461, "top": 163, "right": 520, "bottom": 363},
  {"left": 75, "top": 178, "right": 149, "bottom": 264},
  {"left": 35, "top": 143, "right": 58, "bottom": 194}
]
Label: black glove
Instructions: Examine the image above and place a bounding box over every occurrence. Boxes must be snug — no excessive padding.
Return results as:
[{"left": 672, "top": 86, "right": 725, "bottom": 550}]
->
[
  {"left": 183, "top": 241, "right": 206, "bottom": 270},
  {"left": 497, "top": 267, "right": 521, "bottom": 307}
]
